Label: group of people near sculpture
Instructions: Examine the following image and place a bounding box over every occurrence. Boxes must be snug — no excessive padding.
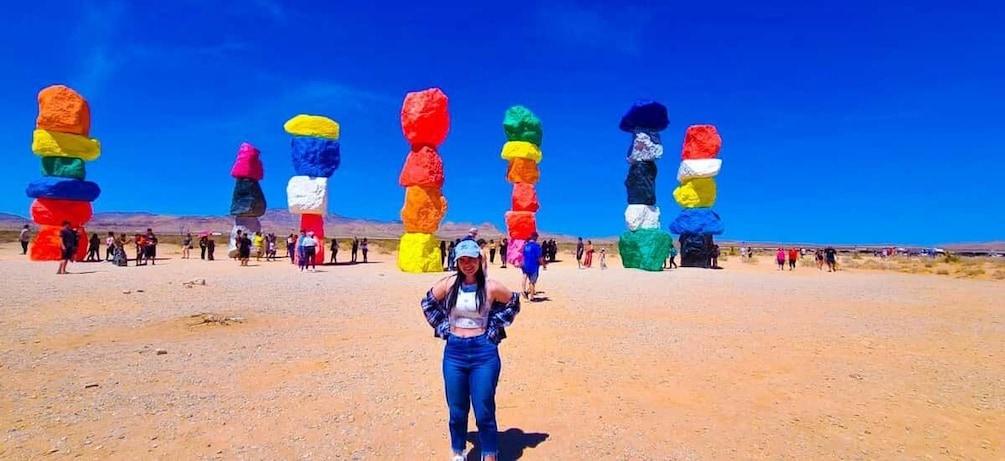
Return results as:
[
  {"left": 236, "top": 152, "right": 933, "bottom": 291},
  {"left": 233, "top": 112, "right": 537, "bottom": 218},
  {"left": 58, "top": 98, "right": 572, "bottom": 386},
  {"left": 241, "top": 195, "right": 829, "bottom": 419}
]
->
[{"left": 21, "top": 83, "right": 722, "bottom": 461}]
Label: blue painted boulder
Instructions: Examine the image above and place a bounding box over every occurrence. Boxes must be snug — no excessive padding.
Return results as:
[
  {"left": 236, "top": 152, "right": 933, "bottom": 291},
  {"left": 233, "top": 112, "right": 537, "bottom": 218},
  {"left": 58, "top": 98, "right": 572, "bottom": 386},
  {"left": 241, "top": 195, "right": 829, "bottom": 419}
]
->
[
  {"left": 669, "top": 208, "right": 724, "bottom": 235},
  {"left": 290, "top": 136, "right": 341, "bottom": 177},
  {"left": 625, "top": 160, "right": 657, "bottom": 205},
  {"left": 26, "top": 177, "right": 101, "bottom": 202},
  {"left": 619, "top": 100, "right": 670, "bottom": 133}
]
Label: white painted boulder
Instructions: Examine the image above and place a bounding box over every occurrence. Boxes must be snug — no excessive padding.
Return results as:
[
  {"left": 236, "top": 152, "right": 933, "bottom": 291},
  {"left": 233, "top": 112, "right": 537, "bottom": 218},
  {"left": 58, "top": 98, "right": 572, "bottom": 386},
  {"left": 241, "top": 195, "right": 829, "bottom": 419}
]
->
[
  {"left": 286, "top": 176, "right": 328, "bottom": 215},
  {"left": 676, "top": 159, "right": 722, "bottom": 182},
  {"left": 625, "top": 204, "right": 661, "bottom": 231}
]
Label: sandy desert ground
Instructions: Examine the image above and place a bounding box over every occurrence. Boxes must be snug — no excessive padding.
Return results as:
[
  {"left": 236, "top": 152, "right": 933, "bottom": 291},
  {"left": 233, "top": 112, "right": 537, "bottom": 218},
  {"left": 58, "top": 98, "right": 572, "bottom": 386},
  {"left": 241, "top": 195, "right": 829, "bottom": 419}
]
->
[{"left": 0, "top": 243, "right": 1002, "bottom": 460}]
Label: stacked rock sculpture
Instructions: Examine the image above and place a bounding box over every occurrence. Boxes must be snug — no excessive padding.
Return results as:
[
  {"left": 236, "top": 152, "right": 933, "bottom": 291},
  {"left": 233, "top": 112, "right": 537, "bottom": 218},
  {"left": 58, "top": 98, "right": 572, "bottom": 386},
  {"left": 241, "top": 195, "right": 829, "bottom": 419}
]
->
[
  {"left": 397, "top": 88, "right": 450, "bottom": 273},
  {"left": 670, "top": 125, "right": 724, "bottom": 267},
  {"left": 617, "top": 100, "right": 673, "bottom": 271},
  {"left": 228, "top": 142, "right": 267, "bottom": 257},
  {"left": 284, "top": 114, "right": 342, "bottom": 266},
  {"left": 501, "top": 105, "right": 543, "bottom": 267},
  {"left": 25, "top": 84, "right": 101, "bottom": 261}
]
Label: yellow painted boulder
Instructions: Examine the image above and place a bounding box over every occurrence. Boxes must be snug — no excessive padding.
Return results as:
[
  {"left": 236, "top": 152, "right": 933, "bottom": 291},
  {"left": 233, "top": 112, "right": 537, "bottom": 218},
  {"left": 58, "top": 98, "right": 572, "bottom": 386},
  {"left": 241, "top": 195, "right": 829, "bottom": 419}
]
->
[
  {"left": 398, "top": 232, "right": 443, "bottom": 273},
  {"left": 31, "top": 129, "right": 101, "bottom": 161},
  {"left": 283, "top": 114, "right": 340, "bottom": 140},
  {"left": 401, "top": 186, "right": 448, "bottom": 233},
  {"left": 672, "top": 177, "right": 717, "bottom": 208},
  {"left": 501, "top": 141, "right": 542, "bottom": 164}
]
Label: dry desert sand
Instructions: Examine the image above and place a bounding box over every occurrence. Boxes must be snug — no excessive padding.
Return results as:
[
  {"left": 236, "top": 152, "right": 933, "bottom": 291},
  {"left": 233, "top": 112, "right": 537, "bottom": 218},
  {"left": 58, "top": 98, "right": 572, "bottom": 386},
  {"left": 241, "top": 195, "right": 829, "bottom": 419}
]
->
[{"left": 1, "top": 243, "right": 1002, "bottom": 460}]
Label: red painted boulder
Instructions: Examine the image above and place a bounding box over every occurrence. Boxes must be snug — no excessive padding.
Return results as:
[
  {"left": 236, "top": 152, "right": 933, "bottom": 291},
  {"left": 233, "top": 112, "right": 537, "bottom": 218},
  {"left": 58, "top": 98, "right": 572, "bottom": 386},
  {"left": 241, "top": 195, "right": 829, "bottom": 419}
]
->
[
  {"left": 30, "top": 198, "right": 93, "bottom": 226},
  {"left": 505, "top": 211, "right": 537, "bottom": 240},
  {"left": 299, "top": 214, "right": 325, "bottom": 265},
  {"left": 511, "top": 183, "right": 540, "bottom": 212},
  {"left": 401, "top": 88, "right": 449, "bottom": 147},
  {"left": 681, "top": 125, "right": 722, "bottom": 159},
  {"left": 398, "top": 146, "right": 445, "bottom": 188}
]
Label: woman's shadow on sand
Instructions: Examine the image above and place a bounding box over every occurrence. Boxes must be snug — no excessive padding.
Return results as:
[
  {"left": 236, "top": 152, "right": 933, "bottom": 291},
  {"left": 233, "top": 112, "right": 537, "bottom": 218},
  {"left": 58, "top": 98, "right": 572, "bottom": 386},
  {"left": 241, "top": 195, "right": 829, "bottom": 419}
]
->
[{"left": 465, "top": 428, "right": 549, "bottom": 460}]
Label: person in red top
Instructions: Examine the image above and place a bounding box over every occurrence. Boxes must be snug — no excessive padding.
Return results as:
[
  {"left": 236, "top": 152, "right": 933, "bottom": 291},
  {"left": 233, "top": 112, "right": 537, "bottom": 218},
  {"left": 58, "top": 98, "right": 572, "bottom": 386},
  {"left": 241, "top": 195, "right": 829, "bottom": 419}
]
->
[{"left": 788, "top": 248, "right": 799, "bottom": 270}]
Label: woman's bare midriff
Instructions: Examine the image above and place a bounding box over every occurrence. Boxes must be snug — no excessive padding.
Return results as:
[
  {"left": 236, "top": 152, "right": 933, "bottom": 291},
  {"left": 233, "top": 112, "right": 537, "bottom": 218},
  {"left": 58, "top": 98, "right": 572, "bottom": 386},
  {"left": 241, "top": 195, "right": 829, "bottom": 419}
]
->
[{"left": 450, "top": 326, "right": 485, "bottom": 338}]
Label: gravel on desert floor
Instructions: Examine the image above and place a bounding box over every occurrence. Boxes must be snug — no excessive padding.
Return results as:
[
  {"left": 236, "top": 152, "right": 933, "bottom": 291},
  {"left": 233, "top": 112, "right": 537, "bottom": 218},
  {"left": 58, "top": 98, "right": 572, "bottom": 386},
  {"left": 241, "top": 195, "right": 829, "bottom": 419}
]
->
[{"left": 1, "top": 245, "right": 1002, "bottom": 460}]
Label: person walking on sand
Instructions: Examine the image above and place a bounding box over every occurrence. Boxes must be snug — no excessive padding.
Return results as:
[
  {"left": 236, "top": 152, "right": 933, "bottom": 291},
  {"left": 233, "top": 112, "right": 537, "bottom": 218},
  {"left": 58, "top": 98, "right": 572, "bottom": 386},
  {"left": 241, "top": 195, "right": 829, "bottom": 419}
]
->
[
  {"left": 667, "top": 243, "right": 678, "bottom": 269},
  {"left": 181, "top": 233, "right": 193, "bottom": 259},
  {"left": 488, "top": 239, "right": 497, "bottom": 265},
  {"left": 360, "top": 238, "right": 369, "bottom": 263},
  {"left": 521, "top": 232, "right": 546, "bottom": 301},
  {"left": 575, "top": 237, "right": 584, "bottom": 269},
  {"left": 330, "top": 237, "right": 339, "bottom": 264},
  {"left": 499, "top": 238, "right": 508, "bottom": 269},
  {"left": 19, "top": 224, "right": 31, "bottom": 255},
  {"left": 776, "top": 248, "right": 786, "bottom": 271},
  {"left": 825, "top": 246, "right": 838, "bottom": 272},
  {"left": 787, "top": 247, "right": 799, "bottom": 271},
  {"left": 351, "top": 236, "right": 359, "bottom": 263},
  {"left": 105, "top": 231, "right": 115, "bottom": 261},
  {"left": 599, "top": 247, "right": 608, "bottom": 270},
  {"left": 583, "top": 240, "right": 595, "bottom": 268},
  {"left": 419, "top": 238, "right": 522, "bottom": 461},
  {"left": 57, "top": 221, "right": 76, "bottom": 274}
]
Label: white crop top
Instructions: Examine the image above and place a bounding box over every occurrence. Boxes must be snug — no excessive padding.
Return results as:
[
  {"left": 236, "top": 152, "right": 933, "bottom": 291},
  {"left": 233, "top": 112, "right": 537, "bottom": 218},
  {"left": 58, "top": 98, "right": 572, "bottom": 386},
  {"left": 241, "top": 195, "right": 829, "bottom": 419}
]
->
[{"left": 449, "top": 283, "right": 489, "bottom": 329}]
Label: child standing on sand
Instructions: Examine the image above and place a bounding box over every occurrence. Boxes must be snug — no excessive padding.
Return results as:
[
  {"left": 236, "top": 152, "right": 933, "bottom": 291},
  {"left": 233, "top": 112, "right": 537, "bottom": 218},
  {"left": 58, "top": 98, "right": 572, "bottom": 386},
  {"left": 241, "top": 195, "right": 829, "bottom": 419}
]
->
[{"left": 600, "top": 247, "right": 607, "bottom": 270}]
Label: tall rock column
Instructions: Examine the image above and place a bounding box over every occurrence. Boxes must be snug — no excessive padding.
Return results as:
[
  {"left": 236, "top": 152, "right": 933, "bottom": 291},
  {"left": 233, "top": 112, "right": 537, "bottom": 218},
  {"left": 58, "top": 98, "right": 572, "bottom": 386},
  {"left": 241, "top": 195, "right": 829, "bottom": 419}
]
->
[
  {"left": 228, "top": 142, "right": 266, "bottom": 257},
  {"left": 618, "top": 100, "right": 672, "bottom": 271},
  {"left": 670, "top": 125, "right": 724, "bottom": 267},
  {"left": 26, "top": 84, "right": 101, "bottom": 261},
  {"left": 500, "top": 105, "right": 543, "bottom": 267},
  {"left": 284, "top": 115, "right": 342, "bottom": 266},
  {"left": 397, "top": 88, "right": 449, "bottom": 273}
]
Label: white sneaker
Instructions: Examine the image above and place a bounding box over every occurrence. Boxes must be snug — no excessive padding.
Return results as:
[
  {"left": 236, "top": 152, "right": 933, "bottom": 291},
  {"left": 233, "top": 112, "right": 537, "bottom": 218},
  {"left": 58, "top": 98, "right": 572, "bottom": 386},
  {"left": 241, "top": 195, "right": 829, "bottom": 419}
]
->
[{"left": 451, "top": 456, "right": 464, "bottom": 461}]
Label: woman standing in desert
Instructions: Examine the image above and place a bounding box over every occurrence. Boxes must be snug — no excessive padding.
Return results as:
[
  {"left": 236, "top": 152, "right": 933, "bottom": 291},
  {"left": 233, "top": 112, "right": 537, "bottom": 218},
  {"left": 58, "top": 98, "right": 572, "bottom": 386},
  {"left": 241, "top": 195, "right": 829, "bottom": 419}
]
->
[{"left": 420, "top": 239, "right": 522, "bottom": 461}]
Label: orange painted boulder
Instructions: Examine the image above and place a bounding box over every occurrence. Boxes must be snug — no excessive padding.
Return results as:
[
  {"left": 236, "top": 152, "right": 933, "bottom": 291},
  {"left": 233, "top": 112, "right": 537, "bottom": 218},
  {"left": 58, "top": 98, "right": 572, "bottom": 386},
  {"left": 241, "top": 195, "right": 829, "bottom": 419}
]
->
[
  {"left": 30, "top": 198, "right": 93, "bottom": 226},
  {"left": 505, "top": 211, "right": 537, "bottom": 240},
  {"left": 511, "top": 183, "right": 540, "bottom": 212},
  {"left": 36, "top": 85, "right": 91, "bottom": 136},
  {"left": 30, "top": 225, "right": 87, "bottom": 261},
  {"left": 506, "top": 158, "right": 539, "bottom": 184},
  {"left": 401, "top": 88, "right": 449, "bottom": 147},
  {"left": 399, "top": 146, "right": 445, "bottom": 188},
  {"left": 401, "top": 186, "right": 448, "bottom": 233},
  {"left": 681, "top": 125, "right": 722, "bottom": 159}
]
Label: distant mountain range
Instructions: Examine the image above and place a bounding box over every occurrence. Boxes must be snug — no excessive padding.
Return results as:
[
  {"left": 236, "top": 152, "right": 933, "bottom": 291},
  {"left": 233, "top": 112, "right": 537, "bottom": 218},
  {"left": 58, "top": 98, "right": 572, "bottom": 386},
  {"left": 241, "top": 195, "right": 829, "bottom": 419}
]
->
[
  {"left": 0, "top": 211, "right": 999, "bottom": 250},
  {"left": 0, "top": 209, "right": 554, "bottom": 241}
]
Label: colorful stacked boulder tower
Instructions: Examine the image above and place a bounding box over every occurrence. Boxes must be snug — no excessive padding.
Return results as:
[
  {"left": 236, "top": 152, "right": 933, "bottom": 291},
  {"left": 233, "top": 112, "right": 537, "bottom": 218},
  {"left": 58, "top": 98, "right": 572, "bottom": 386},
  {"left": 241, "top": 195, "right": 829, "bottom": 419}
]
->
[
  {"left": 284, "top": 114, "right": 342, "bottom": 266},
  {"left": 26, "top": 85, "right": 101, "bottom": 261},
  {"left": 618, "top": 100, "right": 672, "bottom": 271},
  {"left": 397, "top": 88, "right": 450, "bottom": 273},
  {"left": 227, "top": 142, "right": 267, "bottom": 257},
  {"left": 501, "top": 105, "right": 543, "bottom": 267},
  {"left": 670, "top": 125, "right": 724, "bottom": 267}
]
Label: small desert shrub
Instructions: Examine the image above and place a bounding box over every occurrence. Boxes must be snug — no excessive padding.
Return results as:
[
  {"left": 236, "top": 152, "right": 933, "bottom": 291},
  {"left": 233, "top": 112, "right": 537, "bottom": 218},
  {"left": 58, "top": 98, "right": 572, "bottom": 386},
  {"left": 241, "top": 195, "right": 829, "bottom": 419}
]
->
[
  {"left": 851, "top": 252, "right": 863, "bottom": 260},
  {"left": 944, "top": 253, "right": 962, "bottom": 264},
  {"left": 960, "top": 267, "right": 986, "bottom": 278},
  {"left": 936, "top": 268, "right": 951, "bottom": 276},
  {"left": 718, "top": 254, "right": 729, "bottom": 262},
  {"left": 923, "top": 260, "right": 935, "bottom": 268},
  {"left": 371, "top": 239, "right": 399, "bottom": 255},
  {"left": 992, "top": 270, "right": 1005, "bottom": 280},
  {"left": 743, "top": 255, "right": 759, "bottom": 264}
]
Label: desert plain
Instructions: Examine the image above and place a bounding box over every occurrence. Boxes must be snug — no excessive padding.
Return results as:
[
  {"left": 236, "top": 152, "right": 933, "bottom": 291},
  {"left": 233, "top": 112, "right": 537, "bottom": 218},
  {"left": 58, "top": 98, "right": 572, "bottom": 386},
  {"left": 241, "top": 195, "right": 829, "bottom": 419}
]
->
[{"left": 0, "top": 243, "right": 1002, "bottom": 460}]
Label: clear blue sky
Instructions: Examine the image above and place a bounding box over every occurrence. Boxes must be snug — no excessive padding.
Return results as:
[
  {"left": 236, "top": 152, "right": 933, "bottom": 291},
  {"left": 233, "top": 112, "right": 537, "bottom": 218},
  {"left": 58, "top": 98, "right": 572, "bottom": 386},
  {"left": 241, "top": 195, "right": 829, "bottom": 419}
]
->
[{"left": 1, "top": 0, "right": 1002, "bottom": 246}]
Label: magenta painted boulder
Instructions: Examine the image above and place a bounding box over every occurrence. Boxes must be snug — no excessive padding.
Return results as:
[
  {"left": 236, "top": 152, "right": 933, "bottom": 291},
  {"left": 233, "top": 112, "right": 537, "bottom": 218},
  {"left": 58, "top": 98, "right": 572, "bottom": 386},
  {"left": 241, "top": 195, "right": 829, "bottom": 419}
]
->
[
  {"left": 506, "top": 238, "right": 526, "bottom": 266},
  {"left": 230, "top": 142, "right": 264, "bottom": 180}
]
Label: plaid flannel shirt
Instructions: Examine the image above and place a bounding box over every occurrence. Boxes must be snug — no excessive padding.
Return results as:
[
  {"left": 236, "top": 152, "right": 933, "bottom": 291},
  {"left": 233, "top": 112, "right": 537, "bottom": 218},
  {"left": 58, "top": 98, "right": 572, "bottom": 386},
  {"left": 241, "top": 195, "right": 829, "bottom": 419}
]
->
[{"left": 421, "top": 289, "right": 521, "bottom": 344}]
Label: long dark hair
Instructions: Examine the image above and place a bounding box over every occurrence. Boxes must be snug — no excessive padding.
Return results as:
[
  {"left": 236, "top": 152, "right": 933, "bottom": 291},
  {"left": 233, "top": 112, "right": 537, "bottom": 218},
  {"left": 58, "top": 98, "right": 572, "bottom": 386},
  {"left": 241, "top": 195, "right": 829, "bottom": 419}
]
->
[{"left": 445, "top": 257, "right": 487, "bottom": 313}]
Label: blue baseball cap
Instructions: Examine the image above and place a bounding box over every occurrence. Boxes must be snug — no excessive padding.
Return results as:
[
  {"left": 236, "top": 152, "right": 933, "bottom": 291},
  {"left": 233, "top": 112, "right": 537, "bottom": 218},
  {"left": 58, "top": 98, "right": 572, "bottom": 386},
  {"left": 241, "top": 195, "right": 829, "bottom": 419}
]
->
[{"left": 453, "top": 239, "right": 481, "bottom": 262}]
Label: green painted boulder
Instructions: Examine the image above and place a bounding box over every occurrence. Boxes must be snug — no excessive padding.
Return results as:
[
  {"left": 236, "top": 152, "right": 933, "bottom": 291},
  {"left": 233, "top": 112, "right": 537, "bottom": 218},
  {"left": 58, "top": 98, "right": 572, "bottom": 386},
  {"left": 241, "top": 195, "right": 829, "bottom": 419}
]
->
[
  {"left": 40, "top": 156, "right": 86, "bottom": 180},
  {"left": 619, "top": 229, "right": 672, "bottom": 271},
  {"left": 503, "top": 105, "right": 543, "bottom": 146}
]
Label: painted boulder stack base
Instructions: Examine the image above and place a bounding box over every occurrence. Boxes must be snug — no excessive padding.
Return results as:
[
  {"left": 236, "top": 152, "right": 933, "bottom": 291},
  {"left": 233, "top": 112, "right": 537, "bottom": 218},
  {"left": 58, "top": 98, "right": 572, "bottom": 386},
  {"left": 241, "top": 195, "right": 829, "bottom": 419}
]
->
[
  {"left": 227, "top": 142, "right": 267, "bottom": 257},
  {"left": 617, "top": 100, "right": 672, "bottom": 271},
  {"left": 670, "top": 125, "right": 724, "bottom": 267},
  {"left": 283, "top": 114, "right": 342, "bottom": 266},
  {"left": 397, "top": 88, "right": 449, "bottom": 273},
  {"left": 25, "top": 85, "right": 102, "bottom": 261},
  {"left": 501, "top": 105, "right": 543, "bottom": 267}
]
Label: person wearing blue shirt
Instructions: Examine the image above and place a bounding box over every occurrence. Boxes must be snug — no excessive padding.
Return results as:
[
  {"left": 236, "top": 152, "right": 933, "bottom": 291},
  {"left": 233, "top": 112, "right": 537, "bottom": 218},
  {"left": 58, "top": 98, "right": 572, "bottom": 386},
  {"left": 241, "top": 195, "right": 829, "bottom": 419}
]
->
[{"left": 521, "top": 232, "right": 546, "bottom": 301}]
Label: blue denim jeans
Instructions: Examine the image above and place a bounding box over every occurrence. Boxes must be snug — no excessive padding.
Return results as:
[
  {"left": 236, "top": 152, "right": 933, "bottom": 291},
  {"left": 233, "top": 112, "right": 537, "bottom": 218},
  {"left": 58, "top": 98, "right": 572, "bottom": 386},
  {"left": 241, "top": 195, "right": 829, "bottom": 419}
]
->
[{"left": 443, "top": 333, "right": 501, "bottom": 457}]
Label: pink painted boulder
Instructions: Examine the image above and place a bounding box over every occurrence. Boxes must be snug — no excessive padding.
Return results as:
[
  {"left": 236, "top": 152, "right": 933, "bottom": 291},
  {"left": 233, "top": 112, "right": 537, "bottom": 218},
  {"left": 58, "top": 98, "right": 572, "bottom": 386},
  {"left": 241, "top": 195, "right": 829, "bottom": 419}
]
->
[
  {"left": 231, "top": 142, "right": 264, "bottom": 180},
  {"left": 506, "top": 238, "right": 526, "bottom": 267}
]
